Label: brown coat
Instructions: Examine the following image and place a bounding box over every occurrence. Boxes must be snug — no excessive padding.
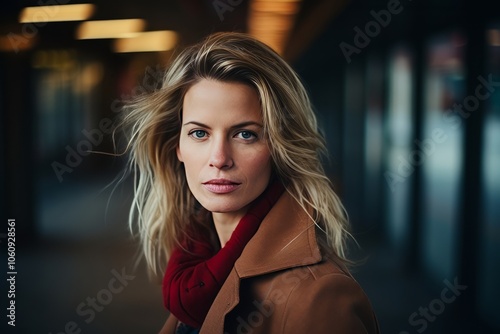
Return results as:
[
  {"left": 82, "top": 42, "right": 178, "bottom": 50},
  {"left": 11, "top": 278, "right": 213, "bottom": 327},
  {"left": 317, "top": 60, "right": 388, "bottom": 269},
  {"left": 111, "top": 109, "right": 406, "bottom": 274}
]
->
[{"left": 160, "top": 192, "right": 380, "bottom": 334}]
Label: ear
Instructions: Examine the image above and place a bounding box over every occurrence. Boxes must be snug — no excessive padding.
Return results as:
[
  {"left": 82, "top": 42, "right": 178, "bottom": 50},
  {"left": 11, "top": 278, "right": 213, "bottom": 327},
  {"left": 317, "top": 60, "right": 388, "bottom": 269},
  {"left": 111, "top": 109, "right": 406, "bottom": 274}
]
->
[{"left": 176, "top": 145, "right": 183, "bottom": 162}]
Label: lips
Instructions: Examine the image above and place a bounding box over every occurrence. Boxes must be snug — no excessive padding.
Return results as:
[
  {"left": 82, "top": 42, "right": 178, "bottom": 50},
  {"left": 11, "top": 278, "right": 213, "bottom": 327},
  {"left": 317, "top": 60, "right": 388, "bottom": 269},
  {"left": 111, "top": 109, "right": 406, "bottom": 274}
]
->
[{"left": 202, "top": 179, "right": 241, "bottom": 194}]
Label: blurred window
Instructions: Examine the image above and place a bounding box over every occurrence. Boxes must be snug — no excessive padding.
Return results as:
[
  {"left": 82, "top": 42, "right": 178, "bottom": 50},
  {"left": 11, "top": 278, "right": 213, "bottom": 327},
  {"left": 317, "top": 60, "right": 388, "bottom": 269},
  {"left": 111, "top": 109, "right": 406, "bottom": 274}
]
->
[
  {"left": 420, "top": 31, "right": 466, "bottom": 282},
  {"left": 32, "top": 50, "right": 100, "bottom": 163},
  {"left": 384, "top": 45, "right": 413, "bottom": 250},
  {"left": 478, "top": 24, "right": 500, "bottom": 329},
  {"left": 364, "top": 53, "right": 384, "bottom": 228}
]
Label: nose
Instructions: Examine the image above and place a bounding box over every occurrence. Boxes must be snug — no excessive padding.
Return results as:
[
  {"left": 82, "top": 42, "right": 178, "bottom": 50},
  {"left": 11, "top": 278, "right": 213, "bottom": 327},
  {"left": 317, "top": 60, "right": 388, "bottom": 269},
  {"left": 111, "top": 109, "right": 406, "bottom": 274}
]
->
[{"left": 209, "top": 137, "right": 233, "bottom": 169}]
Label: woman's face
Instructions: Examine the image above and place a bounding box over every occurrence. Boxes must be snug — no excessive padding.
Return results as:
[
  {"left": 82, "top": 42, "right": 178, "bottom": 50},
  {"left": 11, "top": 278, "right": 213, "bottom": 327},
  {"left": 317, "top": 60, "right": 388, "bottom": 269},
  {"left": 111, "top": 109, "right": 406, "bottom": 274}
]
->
[{"left": 177, "top": 79, "right": 272, "bottom": 216}]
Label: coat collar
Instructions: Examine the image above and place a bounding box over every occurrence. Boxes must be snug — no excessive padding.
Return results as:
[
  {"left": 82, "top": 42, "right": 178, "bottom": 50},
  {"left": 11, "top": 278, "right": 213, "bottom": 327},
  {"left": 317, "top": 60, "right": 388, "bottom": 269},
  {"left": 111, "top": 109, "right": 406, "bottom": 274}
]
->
[
  {"left": 200, "top": 191, "right": 324, "bottom": 334},
  {"left": 234, "top": 190, "right": 323, "bottom": 278}
]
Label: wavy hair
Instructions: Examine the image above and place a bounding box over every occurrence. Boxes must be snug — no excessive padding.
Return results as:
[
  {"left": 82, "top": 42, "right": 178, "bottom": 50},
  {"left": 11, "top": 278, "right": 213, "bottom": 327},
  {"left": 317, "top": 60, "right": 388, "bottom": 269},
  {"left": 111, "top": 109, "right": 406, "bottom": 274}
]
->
[{"left": 120, "top": 32, "right": 351, "bottom": 277}]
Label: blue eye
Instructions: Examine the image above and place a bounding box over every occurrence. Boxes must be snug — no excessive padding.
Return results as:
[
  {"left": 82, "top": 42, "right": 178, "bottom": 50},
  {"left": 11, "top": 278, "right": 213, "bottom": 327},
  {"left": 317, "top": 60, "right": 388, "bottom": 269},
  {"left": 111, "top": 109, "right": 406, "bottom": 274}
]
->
[
  {"left": 236, "top": 131, "right": 256, "bottom": 140},
  {"left": 190, "top": 130, "right": 207, "bottom": 139}
]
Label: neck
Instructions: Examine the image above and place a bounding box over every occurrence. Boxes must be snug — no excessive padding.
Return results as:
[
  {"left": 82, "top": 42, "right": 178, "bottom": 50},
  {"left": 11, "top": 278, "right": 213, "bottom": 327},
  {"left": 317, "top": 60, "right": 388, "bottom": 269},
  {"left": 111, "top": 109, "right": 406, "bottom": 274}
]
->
[{"left": 212, "top": 211, "right": 246, "bottom": 248}]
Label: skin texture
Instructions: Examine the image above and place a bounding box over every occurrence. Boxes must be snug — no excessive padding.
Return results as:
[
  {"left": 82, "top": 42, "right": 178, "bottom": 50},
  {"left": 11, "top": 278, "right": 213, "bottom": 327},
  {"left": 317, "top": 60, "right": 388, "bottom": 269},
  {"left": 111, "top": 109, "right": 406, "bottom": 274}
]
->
[{"left": 177, "top": 79, "right": 272, "bottom": 246}]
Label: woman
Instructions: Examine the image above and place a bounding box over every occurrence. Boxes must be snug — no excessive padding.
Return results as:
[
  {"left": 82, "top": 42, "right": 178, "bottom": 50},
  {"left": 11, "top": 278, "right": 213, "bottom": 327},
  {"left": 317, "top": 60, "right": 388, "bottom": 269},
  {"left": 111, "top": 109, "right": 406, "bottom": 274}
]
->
[{"left": 121, "top": 32, "right": 379, "bottom": 334}]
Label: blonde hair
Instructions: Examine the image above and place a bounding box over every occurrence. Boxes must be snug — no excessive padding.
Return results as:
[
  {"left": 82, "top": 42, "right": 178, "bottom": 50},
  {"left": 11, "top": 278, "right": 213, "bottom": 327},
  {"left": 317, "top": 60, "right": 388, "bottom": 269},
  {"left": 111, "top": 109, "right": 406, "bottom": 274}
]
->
[{"left": 120, "top": 32, "right": 351, "bottom": 277}]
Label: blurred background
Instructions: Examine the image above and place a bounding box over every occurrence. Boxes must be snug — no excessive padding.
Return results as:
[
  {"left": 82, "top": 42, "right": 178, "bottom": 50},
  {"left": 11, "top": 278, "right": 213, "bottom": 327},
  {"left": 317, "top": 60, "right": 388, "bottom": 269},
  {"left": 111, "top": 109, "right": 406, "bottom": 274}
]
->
[{"left": 1, "top": 0, "right": 499, "bottom": 333}]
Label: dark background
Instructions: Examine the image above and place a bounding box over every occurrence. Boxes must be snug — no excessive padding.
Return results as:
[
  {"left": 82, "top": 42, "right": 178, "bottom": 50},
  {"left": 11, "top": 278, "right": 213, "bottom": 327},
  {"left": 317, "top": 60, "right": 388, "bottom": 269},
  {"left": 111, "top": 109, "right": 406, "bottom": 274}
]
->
[{"left": 1, "top": 0, "right": 500, "bottom": 333}]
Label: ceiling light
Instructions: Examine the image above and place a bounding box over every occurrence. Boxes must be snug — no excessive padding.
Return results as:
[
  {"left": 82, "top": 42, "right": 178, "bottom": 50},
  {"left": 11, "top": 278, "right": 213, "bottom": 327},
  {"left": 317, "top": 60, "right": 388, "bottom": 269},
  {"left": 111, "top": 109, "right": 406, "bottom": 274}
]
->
[
  {"left": 0, "top": 34, "right": 36, "bottom": 52},
  {"left": 76, "top": 19, "right": 146, "bottom": 39},
  {"left": 19, "top": 4, "right": 95, "bottom": 23},
  {"left": 251, "top": 1, "right": 299, "bottom": 15},
  {"left": 248, "top": 0, "right": 302, "bottom": 55},
  {"left": 113, "top": 30, "right": 178, "bottom": 53},
  {"left": 488, "top": 29, "right": 500, "bottom": 46}
]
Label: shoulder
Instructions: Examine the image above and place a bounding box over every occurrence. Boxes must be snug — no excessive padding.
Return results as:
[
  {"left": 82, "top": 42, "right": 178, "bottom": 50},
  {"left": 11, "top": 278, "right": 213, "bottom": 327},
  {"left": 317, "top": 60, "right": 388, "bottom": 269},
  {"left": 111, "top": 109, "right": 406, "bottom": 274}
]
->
[
  {"left": 282, "top": 260, "right": 379, "bottom": 334},
  {"left": 286, "top": 260, "right": 367, "bottom": 304}
]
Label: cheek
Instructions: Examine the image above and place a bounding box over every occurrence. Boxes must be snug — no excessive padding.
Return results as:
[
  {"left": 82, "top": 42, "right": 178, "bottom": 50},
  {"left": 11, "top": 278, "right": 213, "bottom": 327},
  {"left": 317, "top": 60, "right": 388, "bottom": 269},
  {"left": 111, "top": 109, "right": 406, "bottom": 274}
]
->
[
  {"left": 177, "top": 137, "right": 196, "bottom": 165},
  {"left": 177, "top": 141, "right": 193, "bottom": 175},
  {"left": 248, "top": 150, "right": 272, "bottom": 178},
  {"left": 178, "top": 142, "right": 207, "bottom": 179},
  {"left": 177, "top": 133, "right": 187, "bottom": 162},
  {"left": 176, "top": 145, "right": 183, "bottom": 162}
]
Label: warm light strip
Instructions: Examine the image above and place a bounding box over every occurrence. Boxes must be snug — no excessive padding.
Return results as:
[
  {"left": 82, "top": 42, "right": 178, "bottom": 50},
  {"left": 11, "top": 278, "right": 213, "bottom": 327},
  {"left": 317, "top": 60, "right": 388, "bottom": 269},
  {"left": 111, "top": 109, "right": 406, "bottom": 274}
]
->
[
  {"left": 488, "top": 29, "right": 500, "bottom": 46},
  {"left": 19, "top": 4, "right": 95, "bottom": 23},
  {"left": 76, "top": 19, "right": 146, "bottom": 39},
  {"left": 247, "top": 0, "right": 301, "bottom": 55},
  {"left": 251, "top": 1, "right": 299, "bottom": 15},
  {"left": 0, "top": 35, "right": 36, "bottom": 52},
  {"left": 113, "top": 30, "right": 178, "bottom": 53}
]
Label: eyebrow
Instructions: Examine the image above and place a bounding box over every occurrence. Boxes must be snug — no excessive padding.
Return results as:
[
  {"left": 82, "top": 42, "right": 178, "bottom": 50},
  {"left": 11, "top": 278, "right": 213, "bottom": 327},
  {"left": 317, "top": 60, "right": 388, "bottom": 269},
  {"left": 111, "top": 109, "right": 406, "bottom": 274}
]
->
[{"left": 182, "top": 121, "right": 263, "bottom": 129}]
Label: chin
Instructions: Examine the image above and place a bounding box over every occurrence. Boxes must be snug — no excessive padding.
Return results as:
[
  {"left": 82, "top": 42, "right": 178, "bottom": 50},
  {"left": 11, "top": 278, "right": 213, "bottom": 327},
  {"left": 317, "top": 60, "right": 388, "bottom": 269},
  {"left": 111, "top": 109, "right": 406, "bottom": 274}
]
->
[
  {"left": 198, "top": 198, "right": 245, "bottom": 214},
  {"left": 204, "top": 204, "right": 243, "bottom": 214}
]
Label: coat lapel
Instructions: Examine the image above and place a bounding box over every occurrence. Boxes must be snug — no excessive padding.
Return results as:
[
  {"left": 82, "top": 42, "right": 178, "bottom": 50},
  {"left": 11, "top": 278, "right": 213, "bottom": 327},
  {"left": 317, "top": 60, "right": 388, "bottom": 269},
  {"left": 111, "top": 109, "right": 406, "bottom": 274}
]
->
[
  {"left": 200, "top": 191, "right": 323, "bottom": 334},
  {"left": 235, "top": 191, "right": 323, "bottom": 278}
]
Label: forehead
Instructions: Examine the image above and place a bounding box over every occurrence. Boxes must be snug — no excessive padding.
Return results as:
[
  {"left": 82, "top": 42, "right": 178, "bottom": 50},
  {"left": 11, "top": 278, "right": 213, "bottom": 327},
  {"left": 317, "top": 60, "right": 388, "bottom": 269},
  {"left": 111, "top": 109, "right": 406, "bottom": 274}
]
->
[{"left": 182, "top": 79, "right": 262, "bottom": 122}]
